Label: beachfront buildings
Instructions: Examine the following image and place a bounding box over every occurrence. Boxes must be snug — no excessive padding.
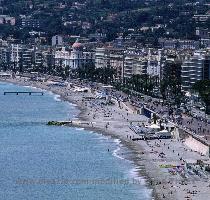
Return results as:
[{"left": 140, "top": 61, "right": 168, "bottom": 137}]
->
[
  {"left": 95, "top": 46, "right": 170, "bottom": 82},
  {"left": 1, "top": 36, "right": 210, "bottom": 92},
  {"left": 95, "top": 47, "right": 124, "bottom": 80},
  {"left": 147, "top": 49, "right": 164, "bottom": 80},
  {"left": 109, "top": 49, "right": 124, "bottom": 81},
  {"left": 8, "top": 44, "right": 22, "bottom": 70},
  {"left": 22, "top": 46, "right": 34, "bottom": 71},
  {"left": 181, "top": 50, "right": 210, "bottom": 91},
  {"left": 123, "top": 53, "right": 147, "bottom": 80},
  {"left": 196, "top": 27, "right": 210, "bottom": 48},
  {"left": 0, "top": 39, "right": 94, "bottom": 72},
  {"left": 95, "top": 48, "right": 109, "bottom": 69},
  {"left": 95, "top": 47, "right": 148, "bottom": 81},
  {"left": 54, "top": 40, "right": 94, "bottom": 69}
]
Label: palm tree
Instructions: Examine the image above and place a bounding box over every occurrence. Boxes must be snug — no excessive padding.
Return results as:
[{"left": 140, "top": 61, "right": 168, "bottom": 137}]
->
[{"left": 192, "top": 80, "right": 210, "bottom": 114}]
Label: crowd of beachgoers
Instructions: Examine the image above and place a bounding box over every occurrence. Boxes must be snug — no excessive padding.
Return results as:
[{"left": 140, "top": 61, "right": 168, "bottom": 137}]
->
[{"left": 1, "top": 75, "right": 210, "bottom": 200}]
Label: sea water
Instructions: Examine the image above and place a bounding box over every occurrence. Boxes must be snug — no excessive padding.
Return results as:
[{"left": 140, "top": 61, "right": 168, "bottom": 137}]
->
[{"left": 0, "top": 82, "right": 152, "bottom": 200}]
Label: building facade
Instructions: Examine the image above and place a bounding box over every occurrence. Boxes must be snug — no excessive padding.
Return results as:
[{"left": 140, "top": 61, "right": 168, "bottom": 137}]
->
[
  {"left": 52, "top": 35, "right": 63, "bottom": 46},
  {"left": 181, "top": 51, "right": 210, "bottom": 91},
  {"left": 54, "top": 40, "right": 94, "bottom": 69}
]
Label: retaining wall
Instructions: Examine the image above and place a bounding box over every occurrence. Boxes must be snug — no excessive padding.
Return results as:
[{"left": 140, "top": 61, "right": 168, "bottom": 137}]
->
[{"left": 185, "top": 136, "right": 210, "bottom": 157}]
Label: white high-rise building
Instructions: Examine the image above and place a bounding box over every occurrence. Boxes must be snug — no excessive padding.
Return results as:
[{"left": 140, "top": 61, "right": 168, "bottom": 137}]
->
[
  {"left": 95, "top": 47, "right": 125, "bottom": 80},
  {"left": 95, "top": 47, "right": 107, "bottom": 69},
  {"left": 181, "top": 51, "right": 205, "bottom": 91},
  {"left": 52, "top": 35, "right": 63, "bottom": 46},
  {"left": 147, "top": 49, "right": 163, "bottom": 80},
  {"left": 123, "top": 55, "right": 147, "bottom": 79},
  {"left": 10, "top": 44, "right": 22, "bottom": 69}
]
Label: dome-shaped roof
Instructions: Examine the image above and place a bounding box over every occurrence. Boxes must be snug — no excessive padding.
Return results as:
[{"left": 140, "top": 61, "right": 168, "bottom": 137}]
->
[{"left": 72, "top": 39, "right": 83, "bottom": 49}]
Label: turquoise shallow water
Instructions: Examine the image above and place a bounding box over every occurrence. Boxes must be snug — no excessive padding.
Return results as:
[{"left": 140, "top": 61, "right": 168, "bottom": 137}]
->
[{"left": 0, "top": 82, "right": 152, "bottom": 200}]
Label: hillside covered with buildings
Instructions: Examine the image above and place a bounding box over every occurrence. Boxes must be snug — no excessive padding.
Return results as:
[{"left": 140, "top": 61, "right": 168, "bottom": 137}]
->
[{"left": 0, "top": 0, "right": 210, "bottom": 112}]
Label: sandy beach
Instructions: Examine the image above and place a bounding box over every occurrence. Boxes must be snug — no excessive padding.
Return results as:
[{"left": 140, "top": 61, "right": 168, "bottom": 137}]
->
[{"left": 1, "top": 76, "right": 210, "bottom": 200}]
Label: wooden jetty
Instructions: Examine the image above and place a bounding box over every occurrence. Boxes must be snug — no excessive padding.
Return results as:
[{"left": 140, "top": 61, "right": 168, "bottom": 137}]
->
[{"left": 3, "top": 91, "right": 44, "bottom": 95}]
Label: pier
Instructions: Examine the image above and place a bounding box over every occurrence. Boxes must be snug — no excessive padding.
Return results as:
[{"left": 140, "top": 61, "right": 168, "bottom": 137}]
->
[{"left": 3, "top": 91, "right": 44, "bottom": 95}]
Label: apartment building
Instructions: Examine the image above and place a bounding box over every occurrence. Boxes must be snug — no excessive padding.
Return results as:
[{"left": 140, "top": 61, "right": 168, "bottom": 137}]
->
[
  {"left": 52, "top": 35, "right": 63, "bottom": 46},
  {"left": 21, "top": 15, "right": 40, "bottom": 28},
  {"left": 95, "top": 48, "right": 108, "bottom": 69},
  {"left": 181, "top": 50, "right": 210, "bottom": 91},
  {"left": 147, "top": 49, "right": 164, "bottom": 80},
  {"left": 95, "top": 47, "right": 124, "bottom": 80},
  {"left": 159, "top": 38, "right": 200, "bottom": 50},
  {"left": 21, "top": 46, "right": 34, "bottom": 71},
  {"left": 0, "top": 15, "right": 15, "bottom": 25},
  {"left": 123, "top": 55, "right": 147, "bottom": 79}
]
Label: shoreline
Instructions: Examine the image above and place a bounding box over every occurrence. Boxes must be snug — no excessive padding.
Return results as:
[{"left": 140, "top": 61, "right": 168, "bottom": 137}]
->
[
  {"left": 2, "top": 77, "right": 210, "bottom": 200},
  {"left": 0, "top": 78, "right": 158, "bottom": 199}
]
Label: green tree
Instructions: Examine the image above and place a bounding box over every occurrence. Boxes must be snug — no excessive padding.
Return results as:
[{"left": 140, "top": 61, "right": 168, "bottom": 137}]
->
[{"left": 192, "top": 80, "right": 210, "bottom": 114}]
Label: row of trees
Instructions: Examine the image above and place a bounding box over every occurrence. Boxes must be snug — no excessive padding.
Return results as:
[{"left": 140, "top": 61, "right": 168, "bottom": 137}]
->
[
  {"left": 3, "top": 57, "right": 208, "bottom": 113},
  {"left": 74, "top": 61, "right": 183, "bottom": 106},
  {"left": 32, "top": 60, "right": 210, "bottom": 115},
  {"left": 121, "top": 74, "right": 159, "bottom": 96},
  {"left": 76, "top": 63, "right": 209, "bottom": 115},
  {"left": 29, "top": 59, "right": 209, "bottom": 115},
  {"left": 160, "top": 61, "right": 182, "bottom": 105},
  {"left": 74, "top": 63, "right": 116, "bottom": 84},
  {"left": 31, "top": 60, "right": 210, "bottom": 114},
  {"left": 192, "top": 80, "right": 210, "bottom": 114}
]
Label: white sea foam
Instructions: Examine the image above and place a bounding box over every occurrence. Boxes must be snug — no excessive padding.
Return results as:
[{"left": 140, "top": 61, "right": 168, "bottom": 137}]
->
[
  {"left": 90, "top": 134, "right": 105, "bottom": 140},
  {"left": 129, "top": 168, "right": 146, "bottom": 183},
  {"left": 129, "top": 167, "right": 153, "bottom": 199},
  {"left": 68, "top": 102, "right": 77, "bottom": 107},
  {"left": 112, "top": 147, "right": 125, "bottom": 160},
  {"left": 99, "top": 136, "right": 107, "bottom": 140},
  {"left": 75, "top": 127, "right": 84, "bottom": 131},
  {"left": 113, "top": 138, "right": 121, "bottom": 145},
  {"left": 54, "top": 95, "right": 61, "bottom": 102}
]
